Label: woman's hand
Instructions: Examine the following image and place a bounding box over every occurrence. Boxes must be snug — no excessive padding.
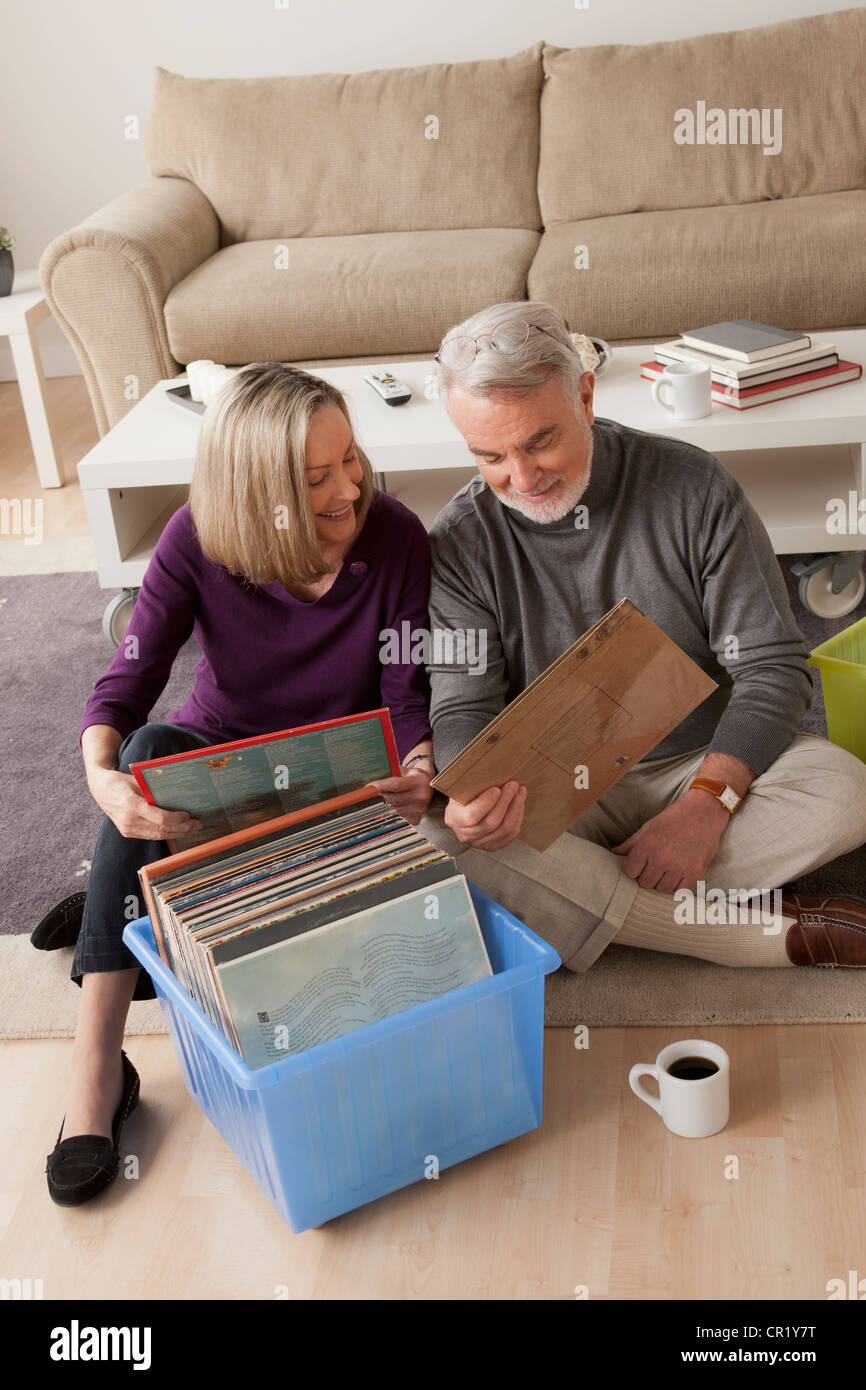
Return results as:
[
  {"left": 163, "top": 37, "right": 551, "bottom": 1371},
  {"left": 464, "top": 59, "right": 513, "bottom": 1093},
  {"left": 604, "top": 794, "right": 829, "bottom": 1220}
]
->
[
  {"left": 364, "top": 767, "right": 435, "bottom": 826},
  {"left": 87, "top": 768, "right": 202, "bottom": 842}
]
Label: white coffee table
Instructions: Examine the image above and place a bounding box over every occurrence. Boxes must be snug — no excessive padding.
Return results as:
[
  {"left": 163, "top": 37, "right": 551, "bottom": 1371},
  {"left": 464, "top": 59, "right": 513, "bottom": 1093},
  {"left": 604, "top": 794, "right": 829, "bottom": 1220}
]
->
[{"left": 77, "top": 335, "right": 866, "bottom": 640}]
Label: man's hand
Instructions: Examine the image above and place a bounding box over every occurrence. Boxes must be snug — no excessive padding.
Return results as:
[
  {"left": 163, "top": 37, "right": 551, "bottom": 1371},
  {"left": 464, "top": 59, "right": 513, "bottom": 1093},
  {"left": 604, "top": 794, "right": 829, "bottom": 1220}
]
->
[
  {"left": 611, "top": 789, "right": 730, "bottom": 893},
  {"left": 444, "top": 781, "right": 527, "bottom": 851}
]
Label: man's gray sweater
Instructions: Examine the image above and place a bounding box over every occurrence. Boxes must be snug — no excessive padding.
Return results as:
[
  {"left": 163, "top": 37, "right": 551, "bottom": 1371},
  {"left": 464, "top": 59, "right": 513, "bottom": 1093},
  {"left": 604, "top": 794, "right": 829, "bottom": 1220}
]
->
[{"left": 426, "top": 415, "right": 813, "bottom": 777}]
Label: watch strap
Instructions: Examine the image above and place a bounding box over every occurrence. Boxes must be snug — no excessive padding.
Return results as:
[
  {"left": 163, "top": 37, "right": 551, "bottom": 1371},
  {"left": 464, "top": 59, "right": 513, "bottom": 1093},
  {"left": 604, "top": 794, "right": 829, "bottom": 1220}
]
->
[{"left": 689, "top": 778, "right": 742, "bottom": 813}]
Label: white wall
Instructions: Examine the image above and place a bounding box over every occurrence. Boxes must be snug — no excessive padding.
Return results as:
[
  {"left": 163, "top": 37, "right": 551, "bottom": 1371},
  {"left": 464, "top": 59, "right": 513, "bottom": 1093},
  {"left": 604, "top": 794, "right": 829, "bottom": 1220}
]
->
[{"left": 0, "top": 0, "right": 858, "bottom": 380}]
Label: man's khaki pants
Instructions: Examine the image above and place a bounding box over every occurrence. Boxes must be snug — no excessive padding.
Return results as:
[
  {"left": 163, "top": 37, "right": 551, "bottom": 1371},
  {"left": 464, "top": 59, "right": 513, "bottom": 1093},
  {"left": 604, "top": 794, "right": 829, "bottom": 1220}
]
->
[{"left": 418, "top": 734, "right": 866, "bottom": 971}]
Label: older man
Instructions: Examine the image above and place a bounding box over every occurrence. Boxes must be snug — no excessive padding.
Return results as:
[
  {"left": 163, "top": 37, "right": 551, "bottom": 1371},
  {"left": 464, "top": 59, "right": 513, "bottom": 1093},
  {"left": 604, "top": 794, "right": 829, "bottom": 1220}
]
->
[{"left": 418, "top": 300, "right": 866, "bottom": 970}]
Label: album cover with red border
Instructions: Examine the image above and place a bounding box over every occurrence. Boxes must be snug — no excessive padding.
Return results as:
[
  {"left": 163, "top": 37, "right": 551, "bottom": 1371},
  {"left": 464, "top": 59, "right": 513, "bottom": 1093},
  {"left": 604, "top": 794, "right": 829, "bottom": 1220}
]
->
[{"left": 129, "top": 708, "right": 400, "bottom": 854}]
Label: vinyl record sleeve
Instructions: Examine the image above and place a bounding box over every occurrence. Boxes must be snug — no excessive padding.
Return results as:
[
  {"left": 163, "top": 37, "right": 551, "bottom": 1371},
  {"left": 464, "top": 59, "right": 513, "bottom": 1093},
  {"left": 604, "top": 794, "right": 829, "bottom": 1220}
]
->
[{"left": 430, "top": 599, "right": 718, "bottom": 852}]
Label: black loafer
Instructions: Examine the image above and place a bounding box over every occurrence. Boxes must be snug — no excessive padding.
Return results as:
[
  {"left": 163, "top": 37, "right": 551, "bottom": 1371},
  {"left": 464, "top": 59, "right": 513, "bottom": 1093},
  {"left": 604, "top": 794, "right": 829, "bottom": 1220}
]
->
[
  {"left": 46, "top": 1050, "right": 140, "bottom": 1207},
  {"left": 31, "top": 892, "right": 86, "bottom": 951}
]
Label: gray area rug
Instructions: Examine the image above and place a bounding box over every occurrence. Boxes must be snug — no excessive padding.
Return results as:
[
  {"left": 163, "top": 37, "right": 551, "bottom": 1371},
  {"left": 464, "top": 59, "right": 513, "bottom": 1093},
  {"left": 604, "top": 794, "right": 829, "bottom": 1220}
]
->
[{"left": 0, "top": 556, "right": 864, "bottom": 1035}]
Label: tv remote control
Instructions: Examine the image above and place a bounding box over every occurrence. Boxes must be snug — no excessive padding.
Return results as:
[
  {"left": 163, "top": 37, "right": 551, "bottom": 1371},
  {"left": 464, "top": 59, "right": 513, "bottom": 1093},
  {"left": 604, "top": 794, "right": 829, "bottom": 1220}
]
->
[{"left": 364, "top": 371, "right": 412, "bottom": 406}]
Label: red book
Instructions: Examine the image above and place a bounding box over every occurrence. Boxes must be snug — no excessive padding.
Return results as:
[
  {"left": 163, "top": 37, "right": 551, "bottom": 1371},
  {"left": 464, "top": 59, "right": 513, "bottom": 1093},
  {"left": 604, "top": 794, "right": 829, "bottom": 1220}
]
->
[{"left": 640, "top": 359, "right": 862, "bottom": 410}]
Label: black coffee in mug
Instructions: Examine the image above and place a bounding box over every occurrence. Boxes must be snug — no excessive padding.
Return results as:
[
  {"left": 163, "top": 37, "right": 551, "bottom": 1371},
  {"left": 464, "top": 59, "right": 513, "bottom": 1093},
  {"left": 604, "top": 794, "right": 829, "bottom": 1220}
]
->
[{"left": 666, "top": 1056, "right": 719, "bottom": 1081}]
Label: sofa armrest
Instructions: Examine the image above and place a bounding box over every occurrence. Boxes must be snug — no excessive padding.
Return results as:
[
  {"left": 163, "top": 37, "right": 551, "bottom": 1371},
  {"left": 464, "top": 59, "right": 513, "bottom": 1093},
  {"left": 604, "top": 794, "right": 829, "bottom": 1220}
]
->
[{"left": 39, "top": 176, "right": 220, "bottom": 434}]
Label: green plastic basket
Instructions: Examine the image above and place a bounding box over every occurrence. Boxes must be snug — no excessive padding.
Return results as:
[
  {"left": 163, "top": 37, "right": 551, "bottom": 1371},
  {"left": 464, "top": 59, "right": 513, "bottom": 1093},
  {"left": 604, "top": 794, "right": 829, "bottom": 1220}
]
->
[{"left": 808, "top": 615, "right": 866, "bottom": 763}]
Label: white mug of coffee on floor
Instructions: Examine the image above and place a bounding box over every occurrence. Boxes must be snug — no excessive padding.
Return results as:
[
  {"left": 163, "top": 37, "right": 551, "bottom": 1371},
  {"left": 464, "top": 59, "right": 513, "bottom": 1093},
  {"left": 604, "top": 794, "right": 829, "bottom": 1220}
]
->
[
  {"left": 651, "top": 361, "right": 712, "bottom": 419},
  {"left": 629, "top": 1039, "right": 729, "bottom": 1138}
]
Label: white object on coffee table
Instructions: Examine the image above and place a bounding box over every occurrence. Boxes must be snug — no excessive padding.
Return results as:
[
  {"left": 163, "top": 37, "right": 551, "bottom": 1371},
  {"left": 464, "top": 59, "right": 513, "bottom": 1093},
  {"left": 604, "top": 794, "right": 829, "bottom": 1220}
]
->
[
  {"left": 201, "top": 363, "right": 237, "bottom": 405},
  {"left": 365, "top": 370, "right": 412, "bottom": 405},
  {"left": 629, "top": 1038, "right": 730, "bottom": 1138},
  {"left": 651, "top": 360, "right": 712, "bottom": 420},
  {"left": 185, "top": 359, "right": 214, "bottom": 403}
]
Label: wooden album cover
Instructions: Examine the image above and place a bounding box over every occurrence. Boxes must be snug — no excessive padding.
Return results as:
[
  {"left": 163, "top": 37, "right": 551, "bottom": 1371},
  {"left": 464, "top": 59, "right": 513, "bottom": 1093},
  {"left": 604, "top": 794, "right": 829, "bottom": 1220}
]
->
[{"left": 429, "top": 599, "right": 718, "bottom": 852}]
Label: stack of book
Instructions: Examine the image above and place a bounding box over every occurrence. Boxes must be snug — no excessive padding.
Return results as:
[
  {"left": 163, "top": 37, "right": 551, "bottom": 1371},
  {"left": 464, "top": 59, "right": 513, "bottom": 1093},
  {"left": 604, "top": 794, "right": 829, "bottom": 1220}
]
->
[
  {"left": 134, "top": 711, "right": 491, "bottom": 1070},
  {"left": 641, "top": 319, "right": 862, "bottom": 410}
]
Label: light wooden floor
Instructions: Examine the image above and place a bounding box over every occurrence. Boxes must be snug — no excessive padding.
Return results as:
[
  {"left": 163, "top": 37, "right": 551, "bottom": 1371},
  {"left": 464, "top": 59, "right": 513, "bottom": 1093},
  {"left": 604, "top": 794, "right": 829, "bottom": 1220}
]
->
[
  {"left": 2, "top": 376, "right": 865, "bottom": 1299},
  {"left": 0, "top": 375, "right": 97, "bottom": 574},
  {"left": 0, "top": 376, "right": 95, "bottom": 532},
  {"left": 2, "top": 1027, "right": 865, "bottom": 1300}
]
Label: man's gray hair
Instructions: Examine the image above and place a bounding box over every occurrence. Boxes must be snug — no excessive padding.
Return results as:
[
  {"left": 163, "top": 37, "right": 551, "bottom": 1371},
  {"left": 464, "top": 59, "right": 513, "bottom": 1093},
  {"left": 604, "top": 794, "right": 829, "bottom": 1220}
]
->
[{"left": 435, "top": 300, "right": 586, "bottom": 415}]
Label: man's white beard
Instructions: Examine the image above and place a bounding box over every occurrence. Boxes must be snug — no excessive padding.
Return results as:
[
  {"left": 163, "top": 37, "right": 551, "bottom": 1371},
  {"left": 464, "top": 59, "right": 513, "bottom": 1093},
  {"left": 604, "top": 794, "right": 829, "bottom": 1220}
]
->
[{"left": 494, "top": 430, "right": 594, "bottom": 524}]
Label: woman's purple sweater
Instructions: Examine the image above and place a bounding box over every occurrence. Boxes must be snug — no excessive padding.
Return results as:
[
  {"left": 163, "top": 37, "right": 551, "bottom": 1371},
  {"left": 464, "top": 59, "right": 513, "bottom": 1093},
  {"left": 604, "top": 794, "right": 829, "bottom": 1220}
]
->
[{"left": 79, "top": 491, "right": 433, "bottom": 762}]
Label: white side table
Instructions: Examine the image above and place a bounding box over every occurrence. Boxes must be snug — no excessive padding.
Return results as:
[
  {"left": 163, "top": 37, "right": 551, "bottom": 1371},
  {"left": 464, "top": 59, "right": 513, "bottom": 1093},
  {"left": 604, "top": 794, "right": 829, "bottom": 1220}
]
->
[{"left": 0, "top": 288, "right": 63, "bottom": 488}]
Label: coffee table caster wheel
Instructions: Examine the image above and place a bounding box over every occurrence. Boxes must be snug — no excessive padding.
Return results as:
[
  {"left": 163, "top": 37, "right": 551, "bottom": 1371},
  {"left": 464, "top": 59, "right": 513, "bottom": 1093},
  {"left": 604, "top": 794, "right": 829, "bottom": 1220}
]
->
[
  {"left": 798, "top": 564, "right": 865, "bottom": 619},
  {"left": 103, "top": 588, "right": 139, "bottom": 646}
]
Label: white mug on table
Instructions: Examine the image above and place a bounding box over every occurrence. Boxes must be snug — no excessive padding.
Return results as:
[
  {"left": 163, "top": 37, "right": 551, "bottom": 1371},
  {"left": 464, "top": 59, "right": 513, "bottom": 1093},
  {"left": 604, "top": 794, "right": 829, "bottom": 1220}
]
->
[
  {"left": 629, "top": 1038, "right": 730, "bottom": 1138},
  {"left": 651, "top": 360, "right": 712, "bottom": 419}
]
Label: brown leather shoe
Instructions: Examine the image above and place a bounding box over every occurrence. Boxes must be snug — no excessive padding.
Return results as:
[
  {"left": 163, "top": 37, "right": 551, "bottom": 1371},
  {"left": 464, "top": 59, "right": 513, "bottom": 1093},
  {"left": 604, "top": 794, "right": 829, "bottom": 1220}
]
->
[{"left": 782, "top": 891, "right": 866, "bottom": 967}]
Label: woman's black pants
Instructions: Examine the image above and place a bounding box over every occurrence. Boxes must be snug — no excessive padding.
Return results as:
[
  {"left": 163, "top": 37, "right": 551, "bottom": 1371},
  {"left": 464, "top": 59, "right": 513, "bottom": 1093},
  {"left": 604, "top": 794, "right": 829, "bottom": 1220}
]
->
[{"left": 71, "top": 723, "right": 211, "bottom": 1002}]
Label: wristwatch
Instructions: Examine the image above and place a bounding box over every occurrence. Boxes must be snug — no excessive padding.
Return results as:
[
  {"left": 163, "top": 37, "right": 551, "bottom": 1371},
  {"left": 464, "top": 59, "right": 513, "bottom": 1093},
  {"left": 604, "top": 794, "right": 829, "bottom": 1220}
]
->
[{"left": 688, "top": 778, "right": 742, "bottom": 814}]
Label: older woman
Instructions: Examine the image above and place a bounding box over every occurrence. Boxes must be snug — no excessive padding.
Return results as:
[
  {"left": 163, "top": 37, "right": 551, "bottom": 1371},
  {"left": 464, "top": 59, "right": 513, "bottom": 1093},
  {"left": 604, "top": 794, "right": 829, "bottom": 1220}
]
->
[{"left": 45, "top": 362, "right": 435, "bottom": 1206}]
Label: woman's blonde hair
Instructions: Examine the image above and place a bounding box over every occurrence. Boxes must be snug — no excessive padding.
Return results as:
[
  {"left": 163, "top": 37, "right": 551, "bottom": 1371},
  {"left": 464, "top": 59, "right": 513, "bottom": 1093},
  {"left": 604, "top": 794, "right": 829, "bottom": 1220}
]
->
[{"left": 189, "top": 362, "right": 375, "bottom": 590}]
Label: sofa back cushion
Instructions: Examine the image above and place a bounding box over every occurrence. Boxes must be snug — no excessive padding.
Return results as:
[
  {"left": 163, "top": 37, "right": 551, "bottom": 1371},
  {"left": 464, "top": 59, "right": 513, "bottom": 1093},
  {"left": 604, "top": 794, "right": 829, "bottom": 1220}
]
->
[
  {"left": 538, "top": 8, "right": 866, "bottom": 224},
  {"left": 145, "top": 46, "right": 544, "bottom": 243}
]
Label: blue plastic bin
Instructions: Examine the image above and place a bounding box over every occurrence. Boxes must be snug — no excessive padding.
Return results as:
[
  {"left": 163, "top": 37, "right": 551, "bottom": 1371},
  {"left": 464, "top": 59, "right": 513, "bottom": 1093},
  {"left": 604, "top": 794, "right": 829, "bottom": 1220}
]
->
[{"left": 123, "top": 882, "right": 560, "bottom": 1233}]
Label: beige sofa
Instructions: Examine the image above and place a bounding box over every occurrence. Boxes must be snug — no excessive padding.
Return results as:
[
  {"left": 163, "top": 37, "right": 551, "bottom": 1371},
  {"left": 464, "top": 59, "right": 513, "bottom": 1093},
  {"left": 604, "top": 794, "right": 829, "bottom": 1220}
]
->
[{"left": 40, "top": 7, "right": 866, "bottom": 436}]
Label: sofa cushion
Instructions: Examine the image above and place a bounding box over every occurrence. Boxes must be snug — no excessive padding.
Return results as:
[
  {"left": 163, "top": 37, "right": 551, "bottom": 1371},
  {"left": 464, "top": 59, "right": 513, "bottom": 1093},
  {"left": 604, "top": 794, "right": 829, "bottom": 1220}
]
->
[
  {"left": 145, "top": 47, "right": 544, "bottom": 244},
  {"left": 527, "top": 191, "right": 866, "bottom": 341},
  {"left": 164, "top": 228, "right": 541, "bottom": 363},
  {"left": 539, "top": 9, "right": 866, "bottom": 224}
]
